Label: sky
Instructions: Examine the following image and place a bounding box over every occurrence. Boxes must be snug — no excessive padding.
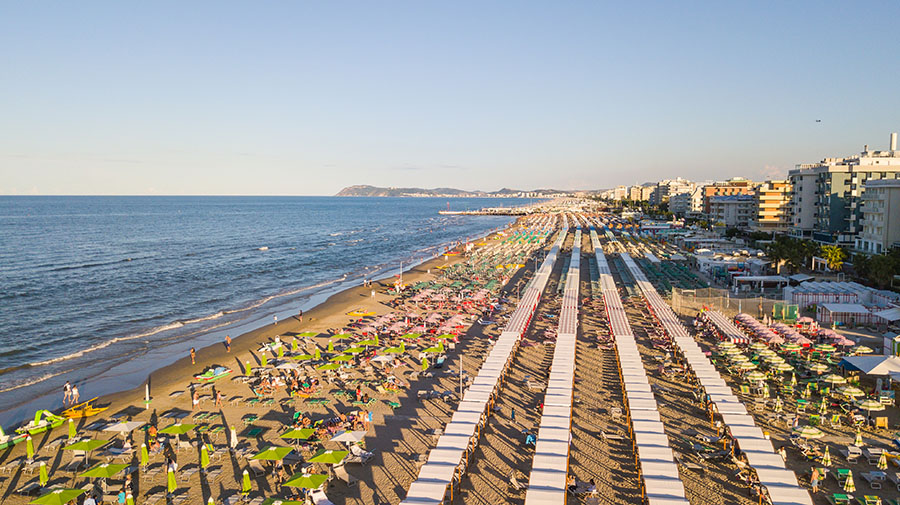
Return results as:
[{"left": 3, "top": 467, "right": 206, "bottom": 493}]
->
[{"left": 1, "top": 2, "right": 899, "bottom": 196}]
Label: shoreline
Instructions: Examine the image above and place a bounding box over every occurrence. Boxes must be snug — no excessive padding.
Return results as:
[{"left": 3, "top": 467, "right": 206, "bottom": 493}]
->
[{"left": 0, "top": 223, "right": 514, "bottom": 430}]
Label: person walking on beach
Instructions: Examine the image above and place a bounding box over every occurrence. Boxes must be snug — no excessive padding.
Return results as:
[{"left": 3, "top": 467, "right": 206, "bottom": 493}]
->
[
  {"left": 225, "top": 335, "right": 231, "bottom": 353},
  {"left": 71, "top": 384, "right": 80, "bottom": 404},
  {"left": 273, "top": 315, "right": 278, "bottom": 325},
  {"left": 190, "top": 347, "right": 196, "bottom": 365},
  {"left": 215, "top": 389, "right": 223, "bottom": 407},
  {"left": 297, "top": 310, "right": 303, "bottom": 323},
  {"left": 63, "top": 381, "right": 72, "bottom": 405}
]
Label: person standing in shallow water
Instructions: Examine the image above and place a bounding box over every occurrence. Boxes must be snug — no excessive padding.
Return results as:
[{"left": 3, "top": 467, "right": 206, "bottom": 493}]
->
[
  {"left": 225, "top": 335, "right": 231, "bottom": 353},
  {"left": 63, "top": 381, "right": 72, "bottom": 405},
  {"left": 273, "top": 315, "right": 277, "bottom": 325},
  {"left": 190, "top": 347, "right": 196, "bottom": 365}
]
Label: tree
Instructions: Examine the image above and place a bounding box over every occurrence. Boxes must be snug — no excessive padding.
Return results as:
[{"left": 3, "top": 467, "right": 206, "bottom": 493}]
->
[
  {"left": 868, "top": 254, "right": 897, "bottom": 289},
  {"left": 765, "top": 237, "right": 790, "bottom": 274},
  {"left": 820, "top": 245, "right": 848, "bottom": 271},
  {"left": 851, "top": 253, "right": 870, "bottom": 279}
]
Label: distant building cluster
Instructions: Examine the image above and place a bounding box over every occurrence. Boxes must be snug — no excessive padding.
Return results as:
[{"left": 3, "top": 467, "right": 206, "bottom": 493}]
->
[{"left": 601, "top": 131, "right": 900, "bottom": 254}]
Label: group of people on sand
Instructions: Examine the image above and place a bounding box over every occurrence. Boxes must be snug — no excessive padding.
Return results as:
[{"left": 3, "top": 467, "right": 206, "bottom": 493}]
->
[{"left": 62, "top": 380, "right": 81, "bottom": 406}]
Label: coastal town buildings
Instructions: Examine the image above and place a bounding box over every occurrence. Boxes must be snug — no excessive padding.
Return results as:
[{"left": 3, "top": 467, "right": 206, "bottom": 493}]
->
[
  {"left": 650, "top": 178, "right": 694, "bottom": 205},
  {"left": 751, "top": 180, "right": 792, "bottom": 233},
  {"left": 855, "top": 178, "right": 900, "bottom": 254},
  {"left": 702, "top": 177, "right": 757, "bottom": 214},
  {"left": 788, "top": 133, "right": 900, "bottom": 245},
  {"left": 629, "top": 184, "right": 655, "bottom": 202},
  {"left": 707, "top": 194, "right": 756, "bottom": 228}
]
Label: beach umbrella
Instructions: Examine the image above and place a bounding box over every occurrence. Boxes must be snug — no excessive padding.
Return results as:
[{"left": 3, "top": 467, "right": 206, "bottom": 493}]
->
[
  {"left": 68, "top": 419, "right": 76, "bottom": 440},
  {"left": 878, "top": 451, "right": 888, "bottom": 470},
  {"left": 820, "top": 374, "right": 847, "bottom": 386},
  {"left": 297, "top": 332, "right": 319, "bottom": 338},
  {"left": 260, "top": 352, "right": 268, "bottom": 367},
  {"left": 851, "top": 345, "right": 874, "bottom": 354},
  {"left": 241, "top": 469, "right": 251, "bottom": 495},
  {"left": 802, "top": 383, "right": 811, "bottom": 398},
  {"left": 292, "top": 354, "right": 315, "bottom": 361},
  {"left": 330, "top": 355, "right": 354, "bottom": 362},
  {"left": 854, "top": 428, "right": 864, "bottom": 447},
  {"left": 230, "top": 426, "right": 238, "bottom": 449},
  {"left": 251, "top": 446, "right": 293, "bottom": 461},
  {"left": 771, "top": 362, "right": 793, "bottom": 372},
  {"left": 435, "top": 334, "right": 456, "bottom": 340},
  {"left": 857, "top": 399, "right": 886, "bottom": 415},
  {"left": 808, "top": 363, "right": 829, "bottom": 374},
  {"left": 773, "top": 397, "right": 784, "bottom": 413},
  {"left": 245, "top": 360, "right": 252, "bottom": 375},
  {"left": 371, "top": 355, "right": 391, "bottom": 364},
  {"left": 383, "top": 345, "right": 404, "bottom": 354},
  {"left": 718, "top": 341, "right": 736, "bottom": 349},
  {"left": 343, "top": 346, "right": 365, "bottom": 354},
  {"left": 745, "top": 371, "right": 767, "bottom": 382},
  {"left": 280, "top": 428, "right": 316, "bottom": 441},
  {"left": 80, "top": 462, "right": 128, "bottom": 479},
  {"left": 792, "top": 425, "right": 825, "bottom": 439},
  {"left": 421, "top": 357, "right": 429, "bottom": 371},
  {"left": 735, "top": 362, "right": 757, "bottom": 371},
  {"left": 276, "top": 362, "right": 301, "bottom": 370},
  {"left": 821, "top": 446, "right": 831, "bottom": 467},
  {"left": 837, "top": 386, "right": 865, "bottom": 398},
  {"left": 39, "top": 462, "right": 48, "bottom": 487},
  {"left": 790, "top": 373, "right": 797, "bottom": 387},
  {"left": 399, "top": 333, "right": 421, "bottom": 340},
  {"left": 843, "top": 470, "right": 855, "bottom": 492},
  {"left": 200, "top": 444, "right": 210, "bottom": 470},
  {"left": 64, "top": 439, "right": 109, "bottom": 452},
  {"left": 314, "top": 348, "right": 321, "bottom": 360},
  {"left": 29, "top": 489, "right": 86, "bottom": 505},
  {"left": 159, "top": 423, "right": 196, "bottom": 435},
  {"left": 781, "top": 343, "right": 802, "bottom": 352},
  {"left": 818, "top": 398, "right": 829, "bottom": 414},
  {"left": 283, "top": 472, "right": 328, "bottom": 490},
  {"left": 317, "top": 363, "right": 341, "bottom": 371},
  {"left": 278, "top": 345, "right": 284, "bottom": 358},
  {"left": 423, "top": 343, "right": 444, "bottom": 353},
  {"left": 729, "top": 354, "right": 750, "bottom": 362},
  {"left": 291, "top": 339, "right": 298, "bottom": 352},
  {"left": 749, "top": 342, "right": 768, "bottom": 352},
  {"left": 308, "top": 449, "right": 348, "bottom": 465},
  {"left": 815, "top": 343, "right": 836, "bottom": 353},
  {"left": 759, "top": 349, "right": 778, "bottom": 358},
  {"left": 330, "top": 430, "right": 366, "bottom": 444},
  {"left": 26, "top": 435, "right": 34, "bottom": 461},
  {"left": 357, "top": 338, "right": 377, "bottom": 346},
  {"left": 261, "top": 499, "right": 305, "bottom": 505},
  {"left": 167, "top": 468, "right": 177, "bottom": 494},
  {"left": 327, "top": 341, "right": 334, "bottom": 352},
  {"left": 721, "top": 348, "right": 743, "bottom": 356},
  {"left": 103, "top": 421, "right": 145, "bottom": 436},
  {"left": 140, "top": 444, "right": 148, "bottom": 468}
]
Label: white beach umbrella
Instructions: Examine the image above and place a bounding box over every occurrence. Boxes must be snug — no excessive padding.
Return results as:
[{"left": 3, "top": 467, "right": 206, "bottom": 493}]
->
[
  {"left": 329, "top": 430, "right": 367, "bottom": 444},
  {"left": 276, "top": 362, "right": 300, "bottom": 370},
  {"left": 103, "top": 421, "right": 145, "bottom": 437}
]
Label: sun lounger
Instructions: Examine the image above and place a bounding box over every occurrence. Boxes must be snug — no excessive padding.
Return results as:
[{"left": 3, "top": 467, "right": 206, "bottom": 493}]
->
[
  {"left": 826, "top": 494, "right": 853, "bottom": 505},
  {"left": 861, "top": 471, "right": 886, "bottom": 490},
  {"left": 865, "top": 448, "right": 885, "bottom": 466},
  {"left": 346, "top": 444, "right": 373, "bottom": 464},
  {"left": 15, "top": 481, "right": 42, "bottom": 496},
  {"left": 843, "top": 445, "right": 863, "bottom": 463},
  {"left": 334, "top": 464, "right": 358, "bottom": 486},
  {"left": 509, "top": 471, "right": 525, "bottom": 492},
  {"left": 309, "top": 489, "right": 335, "bottom": 505},
  {"left": 674, "top": 452, "right": 705, "bottom": 473},
  {"left": 888, "top": 473, "right": 900, "bottom": 491},
  {"left": 600, "top": 431, "right": 625, "bottom": 442},
  {"left": 248, "top": 459, "right": 267, "bottom": 477}
]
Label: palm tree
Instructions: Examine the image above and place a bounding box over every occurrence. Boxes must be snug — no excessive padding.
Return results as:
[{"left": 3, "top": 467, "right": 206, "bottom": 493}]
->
[{"left": 820, "top": 245, "right": 847, "bottom": 271}]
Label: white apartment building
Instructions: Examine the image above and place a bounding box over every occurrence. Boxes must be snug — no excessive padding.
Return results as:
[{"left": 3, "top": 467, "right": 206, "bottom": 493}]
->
[
  {"left": 856, "top": 178, "right": 900, "bottom": 254},
  {"left": 708, "top": 194, "right": 756, "bottom": 228}
]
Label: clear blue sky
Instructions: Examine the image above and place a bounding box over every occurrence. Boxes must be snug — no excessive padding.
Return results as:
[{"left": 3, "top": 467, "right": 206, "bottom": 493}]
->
[{"left": 2, "top": 1, "right": 898, "bottom": 195}]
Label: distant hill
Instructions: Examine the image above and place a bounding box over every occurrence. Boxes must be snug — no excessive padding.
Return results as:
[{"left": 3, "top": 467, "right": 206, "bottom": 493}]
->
[{"left": 335, "top": 185, "right": 568, "bottom": 198}]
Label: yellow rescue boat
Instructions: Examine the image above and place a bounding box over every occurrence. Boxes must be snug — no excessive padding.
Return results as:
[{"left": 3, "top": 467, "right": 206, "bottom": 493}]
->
[{"left": 61, "top": 397, "right": 109, "bottom": 419}]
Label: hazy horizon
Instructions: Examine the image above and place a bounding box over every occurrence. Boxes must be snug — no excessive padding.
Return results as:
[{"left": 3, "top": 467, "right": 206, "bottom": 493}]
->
[{"left": 2, "top": 2, "right": 899, "bottom": 196}]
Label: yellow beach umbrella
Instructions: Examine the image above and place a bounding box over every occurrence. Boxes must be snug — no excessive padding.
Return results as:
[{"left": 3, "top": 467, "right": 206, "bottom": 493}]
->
[
  {"left": 39, "top": 462, "right": 48, "bottom": 486},
  {"left": 241, "top": 469, "right": 251, "bottom": 496},
  {"left": 140, "top": 444, "right": 148, "bottom": 468},
  {"left": 68, "top": 419, "right": 76, "bottom": 440},
  {"left": 260, "top": 352, "right": 268, "bottom": 367},
  {"left": 421, "top": 357, "right": 429, "bottom": 371},
  {"left": 26, "top": 435, "right": 34, "bottom": 461},
  {"left": 200, "top": 444, "right": 210, "bottom": 470},
  {"left": 167, "top": 468, "right": 177, "bottom": 494}
]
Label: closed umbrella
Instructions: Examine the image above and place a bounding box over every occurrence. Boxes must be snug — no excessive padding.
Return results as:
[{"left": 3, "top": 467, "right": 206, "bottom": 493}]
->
[
  {"left": 200, "top": 444, "right": 210, "bottom": 470},
  {"left": 843, "top": 470, "right": 855, "bottom": 492},
  {"left": 818, "top": 398, "right": 829, "bottom": 414},
  {"left": 39, "top": 462, "right": 48, "bottom": 487},
  {"left": 421, "top": 357, "right": 429, "bottom": 371},
  {"left": 327, "top": 341, "right": 334, "bottom": 352},
  {"left": 241, "top": 469, "right": 251, "bottom": 495},
  {"left": 854, "top": 428, "right": 864, "bottom": 447},
  {"left": 167, "top": 468, "right": 177, "bottom": 494},
  {"left": 29, "top": 489, "right": 86, "bottom": 505},
  {"left": 291, "top": 339, "right": 298, "bottom": 352},
  {"left": 26, "top": 435, "right": 34, "bottom": 461},
  {"left": 229, "top": 425, "right": 238, "bottom": 449},
  {"left": 140, "top": 444, "right": 148, "bottom": 468},
  {"left": 878, "top": 452, "right": 888, "bottom": 470},
  {"left": 260, "top": 352, "right": 268, "bottom": 367},
  {"left": 278, "top": 345, "right": 284, "bottom": 358},
  {"left": 821, "top": 446, "right": 831, "bottom": 467},
  {"left": 68, "top": 419, "right": 76, "bottom": 441}
]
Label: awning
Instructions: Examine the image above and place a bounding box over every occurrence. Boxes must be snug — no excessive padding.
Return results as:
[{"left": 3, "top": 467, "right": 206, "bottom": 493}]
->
[
  {"left": 838, "top": 356, "right": 900, "bottom": 376},
  {"left": 874, "top": 307, "right": 900, "bottom": 322}
]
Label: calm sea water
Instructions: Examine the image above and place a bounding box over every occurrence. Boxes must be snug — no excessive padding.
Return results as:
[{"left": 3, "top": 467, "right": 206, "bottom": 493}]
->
[{"left": 0, "top": 196, "right": 526, "bottom": 425}]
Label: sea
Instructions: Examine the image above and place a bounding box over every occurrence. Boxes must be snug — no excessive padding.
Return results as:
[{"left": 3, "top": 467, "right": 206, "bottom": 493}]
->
[{"left": 0, "top": 196, "right": 530, "bottom": 427}]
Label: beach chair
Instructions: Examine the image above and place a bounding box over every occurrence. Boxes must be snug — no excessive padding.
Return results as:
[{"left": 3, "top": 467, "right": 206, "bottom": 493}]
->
[
  {"left": 826, "top": 494, "right": 853, "bottom": 505},
  {"left": 334, "top": 464, "right": 358, "bottom": 487},
  {"left": 888, "top": 472, "right": 900, "bottom": 491},
  {"left": 309, "top": 489, "right": 335, "bottom": 505},
  {"left": 600, "top": 431, "right": 625, "bottom": 442},
  {"left": 876, "top": 417, "right": 889, "bottom": 431},
  {"left": 860, "top": 471, "right": 885, "bottom": 490},
  {"left": 248, "top": 459, "right": 267, "bottom": 477},
  {"left": 856, "top": 496, "right": 883, "bottom": 505},
  {"left": 64, "top": 451, "right": 88, "bottom": 472},
  {"left": 866, "top": 448, "right": 885, "bottom": 466},
  {"left": 509, "top": 471, "right": 525, "bottom": 492},
  {"left": 833, "top": 469, "right": 852, "bottom": 487},
  {"left": 842, "top": 446, "right": 863, "bottom": 463},
  {"left": 346, "top": 444, "right": 373, "bottom": 464}
]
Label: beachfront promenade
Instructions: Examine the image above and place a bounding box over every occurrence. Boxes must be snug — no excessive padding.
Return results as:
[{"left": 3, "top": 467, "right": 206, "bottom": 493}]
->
[{"left": 400, "top": 217, "right": 570, "bottom": 503}]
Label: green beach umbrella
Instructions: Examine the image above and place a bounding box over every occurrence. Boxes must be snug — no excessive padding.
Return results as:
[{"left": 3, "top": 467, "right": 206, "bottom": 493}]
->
[
  {"left": 819, "top": 398, "right": 829, "bottom": 414},
  {"left": 330, "top": 355, "right": 354, "bottom": 362},
  {"left": 792, "top": 425, "right": 825, "bottom": 439},
  {"left": 745, "top": 371, "right": 767, "bottom": 382},
  {"left": 26, "top": 435, "right": 34, "bottom": 460},
  {"left": 815, "top": 343, "right": 836, "bottom": 353},
  {"left": 67, "top": 419, "right": 76, "bottom": 440},
  {"left": 879, "top": 451, "right": 888, "bottom": 470},
  {"left": 781, "top": 343, "right": 802, "bottom": 352},
  {"left": 64, "top": 439, "right": 108, "bottom": 452},
  {"left": 307, "top": 449, "right": 348, "bottom": 465},
  {"left": 735, "top": 362, "right": 757, "bottom": 371},
  {"left": 773, "top": 397, "right": 784, "bottom": 413},
  {"left": 327, "top": 341, "right": 334, "bottom": 352},
  {"left": 343, "top": 346, "right": 365, "bottom": 354},
  {"left": 423, "top": 343, "right": 444, "bottom": 353},
  {"left": 314, "top": 348, "right": 321, "bottom": 360},
  {"left": 421, "top": 357, "right": 429, "bottom": 371},
  {"left": 292, "top": 354, "right": 315, "bottom": 361},
  {"left": 260, "top": 352, "right": 268, "bottom": 367},
  {"left": 790, "top": 373, "right": 797, "bottom": 386},
  {"left": 854, "top": 428, "right": 864, "bottom": 447},
  {"left": 241, "top": 469, "right": 251, "bottom": 495},
  {"left": 140, "top": 444, "right": 148, "bottom": 468},
  {"left": 857, "top": 398, "right": 886, "bottom": 414},
  {"left": 246, "top": 360, "right": 252, "bottom": 375},
  {"left": 200, "top": 444, "right": 210, "bottom": 469},
  {"left": 821, "top": 446, "right": 831, "bottom": 467},
  {"left": 298, "top": 332, "right": 319, "bottom": 338},
  {"left": 808, "top": 363, "right": 829, "bottom": 374},
  {"left": 251, "top": 445, "right": 293, "bottom": 461},
  {"left": 39, "top": 462, "right": 48, "bottom": 487},
  {"left": 435, "top": 334, "right": 456, "bottom": 340},
  {"left": 717, "top": 341, "right": 736, "bottom": 349},
  {"left": 332, "top": 333, "right": 353, "bottom": 341},
  {"left": 29, "top": 489, "right": 85, "bottom": 505},
  {"left": 837, "top": 386, "right": 865, "bottom": 398},
  {"left": 280, "top": 428, "right": 316, "bottom": 441},
  {"left": 167, "top": 468, "right": 177, "bottom": 494},
  {"left": 821, "top": 374, "right": 846, "bottom": 385},
  {"left": 383, "top": 344, "right": 404, "bottom": 354},
  {"left": 851, "top": 345, "right": 874, "bottom": 354},
  {"left": 399, "top": 333, "right": 421, "bottom": 340},
  {"left": 278, "top": 346, "right": 284, "bottom": 358},
  {"left": 749, "top": 342, "right": 768, "bottom": 351},
  {"left": 80, "top": 462, "right": 128, "bottom": 479},
  {"left": 261, "top": 499, "right": 306, "bottom": 505},
  {"left": 317, "top": 363, "right": 341, "bottom": 371},
  {"left": 291, "top": 339, "right": 298, "bottom": 352},
  {"left": 843, "top": 470, "right": 855, "bottom": 492},
  {"left": 283, "top": 472, "right": 328, "bottom": 490},
  {"left": 159, "top": 423, "right": 196, "bottom": 435},
  {"left": 357, "top": 338, "right": 377, "bottom": 346}
]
